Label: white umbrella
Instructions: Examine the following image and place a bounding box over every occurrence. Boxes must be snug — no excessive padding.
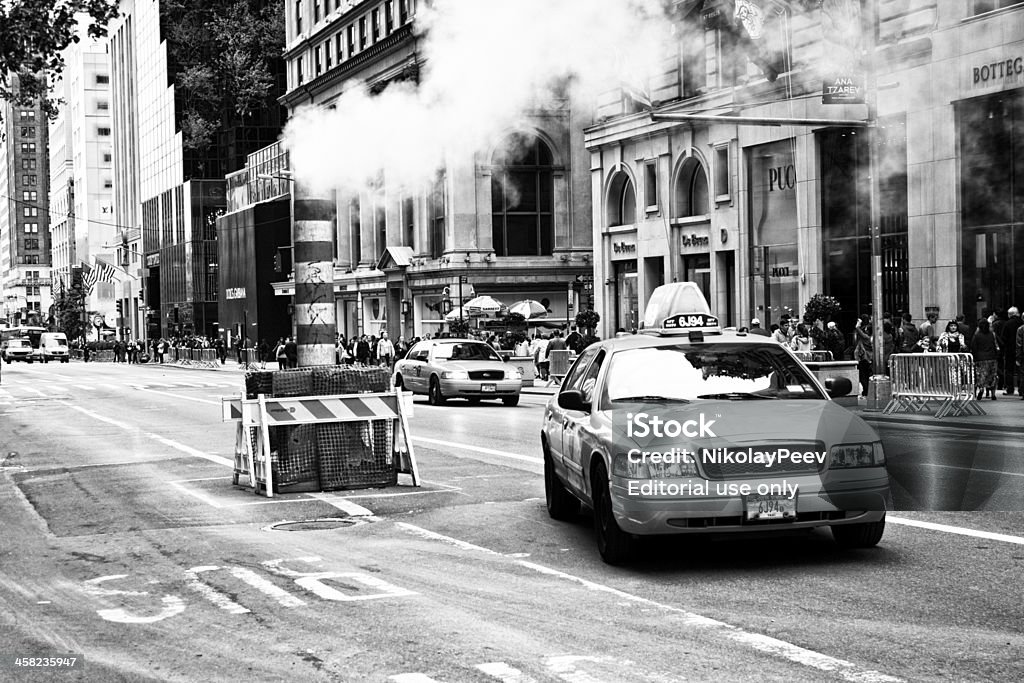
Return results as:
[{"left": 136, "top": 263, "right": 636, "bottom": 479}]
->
[
  {"left": 463, "top": 295, "right": 507, "bottom": 317},
  {"left": 508, "top": 299, "right": 548, "bottom": 319},
  {"left": 444, "top": 305, "right": 471, "bottom": 321}
]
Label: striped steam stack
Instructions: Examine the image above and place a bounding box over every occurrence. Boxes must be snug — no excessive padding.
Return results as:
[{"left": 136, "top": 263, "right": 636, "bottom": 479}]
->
[{"left": 292, "top": 180, "right": 338, "bottom": 367}]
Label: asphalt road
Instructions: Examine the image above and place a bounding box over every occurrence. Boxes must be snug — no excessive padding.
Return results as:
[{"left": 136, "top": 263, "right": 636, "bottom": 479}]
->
[{"left": 0, "top": 361, "right": 1022, "bottom": 682}]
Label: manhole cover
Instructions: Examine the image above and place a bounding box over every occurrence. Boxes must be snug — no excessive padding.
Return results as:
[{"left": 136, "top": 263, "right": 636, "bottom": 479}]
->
[{"left": 271, "top": 519, "right": 360, "bottom": 531}]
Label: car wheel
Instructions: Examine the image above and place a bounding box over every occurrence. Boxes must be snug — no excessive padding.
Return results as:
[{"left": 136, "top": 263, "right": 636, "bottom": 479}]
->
[
  {"left": 591, "top": 460, "right": 633, "bottom": 565},
  {"left": 544, "top": 441, "right": 579, "bottom": 521},
  {"left": 831, "top": 516, "right": 886, "bottom": 549},
  {"left": 502, "top": 395, "right": 520, "bottom": 407},
  {"left": 468, "top": 398, "right": 481, "bottom": 404},
  {"left": 394, "top": 374, "right": 405, "bottom": 391},
  {"left": 428, "top": 376, "right": 446, "bottom": 406}
]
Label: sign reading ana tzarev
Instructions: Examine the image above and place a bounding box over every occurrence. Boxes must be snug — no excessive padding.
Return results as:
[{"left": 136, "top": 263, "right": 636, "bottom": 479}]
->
[{"left": 822, "top": 75, "right": 865, "bottom": 104}]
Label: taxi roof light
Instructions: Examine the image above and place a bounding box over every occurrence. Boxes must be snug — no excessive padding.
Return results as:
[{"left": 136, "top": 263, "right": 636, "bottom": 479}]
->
[{"left": 641, "top": 282, "right": 723, "bottom": 337}]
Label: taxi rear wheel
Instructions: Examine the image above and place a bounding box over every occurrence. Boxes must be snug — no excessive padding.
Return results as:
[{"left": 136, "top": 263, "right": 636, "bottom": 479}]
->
[
  {"left": 428, "top": 377, "right": 446, "bottom": 405},
  {"left": 831, "top": 517, "right": 885, "bottom": 549},
  {"left": 592, "top": 460, "right": 633, "bottom": 565},
  {"left": 502, "top": 395, "right": 520, "bottom": 407},
  {"left": 544, "top": 443, "right": 579, "bottom": 521}
]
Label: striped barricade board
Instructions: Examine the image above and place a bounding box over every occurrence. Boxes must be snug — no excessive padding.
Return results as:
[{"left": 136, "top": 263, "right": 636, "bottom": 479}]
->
[{"left": 221, "top": 390, "right": 419, "bottom": 497}]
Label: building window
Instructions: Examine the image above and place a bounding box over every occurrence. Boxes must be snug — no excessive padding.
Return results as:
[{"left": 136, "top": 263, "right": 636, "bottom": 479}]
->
[
  {"left": 103, "top": 152, "right": 112, "bottom": 163},
  {"left": 25, "top": 223, "right": 39, "bottom": 233},
  {"left": 347, "top": 25, "right": 355, "bottom": 56},
  {"left": 20, "top": 110, "right": 35, "bottom": 120},
  {"left": 24, "top": 255, "right": 40, "bottom": 264},
  {"left": 20, "top": 142, "right": 35, "bottom": 154},
  {"left": 315, "top": 46, "right": 322, "bottom": 75},
  {"left": 24, "top": 238, "right": 39, "bottom": 250},
  {"left": 104, "top": 179, "right": 113, "bottom": 189},
  {"left": 95, "top": 74, "right": 109, "bottom": 84},
  {"left": 23, "top": 174, "right": 37, "bottom": 185},
  {"left": 672, "top": 157, "right": 709, "bottom": 218},
  {"left": 385, "top": 1, "right": 394, "bottom": 33},
  {"left": 22, "top": 191, "right": 37, "bottom": 201},
  {"left": 21, "top": 127, "right": 35, "bottom": 138},
  {"left": 972, "top": 1, "right": 1024, "bottom": 14},
  {"left": 714, "top": 145, "right": 731, "bottom": 200},
  {"left": 24, "top": 206, "right": 38, "bottom": 217},
  {"left": 22, "top": 158, "right": 36, "bottom": 170},
  {"left": 491, "top": 134, "right": 555, "bottom": 256},
  {"left": 325, "top": 40, "right": 332, "bottom": 69},
  {"left": 314, "top": 0, "right": 321, "bottom": 23},
  {"left": 97, "top": 100, "right": 109, "bottom": 110},
  {"left": 644, "top": 160, "right": 658, "bottom": 212},
  {"left": 606, "top": 171, "right": 636, "bottom": 227},
  {"left": 295, "top": 0, "right": 302, "bottom": 33},
  {"left": 359, "top": 16, "right": 368, "bottom": 49},
  {"left": 98, "top": 126, "right": 111, "bottom": 136},
  {"left": 349, "top": 197, "right": 362, "bottom": 266},
  {"left": 429, "top": 170, "right": 446, "bottom": 259},
  {"left": 297, "top": 57, "right": 304, "bottom": 84},
  {"left": 372, "top": 9, "right": 381, "bottom": 42},
  {"left": 336, "top": 33, "right": 344, "bottom": 61}
]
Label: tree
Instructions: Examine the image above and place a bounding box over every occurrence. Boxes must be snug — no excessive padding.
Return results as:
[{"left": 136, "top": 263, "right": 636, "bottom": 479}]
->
[
  {"left": 161, "top": 0, "right": 285, "bottom": 153},
  {"left": 575, "top": 310, "right": 600, "bottom": 335},
  {"left": 50, "top": 279, "right": 86, "bottom": 341},
  {"left": 0, "top": 1, "right": 119, "bottom": 127}
]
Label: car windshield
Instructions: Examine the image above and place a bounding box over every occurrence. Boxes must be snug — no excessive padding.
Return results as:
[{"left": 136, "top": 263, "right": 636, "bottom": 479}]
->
[
  {"left": 9, "top": 340, "right": 29, "bottom": 347},
  {"left": 604, "top": 343, "right": 824, "bottom": 404},
  {"left": 434, "top": 342, "right": 502, "bottom": 362},
  {"left": 53, "top": 338, "right": 68, "bottom": 346}
]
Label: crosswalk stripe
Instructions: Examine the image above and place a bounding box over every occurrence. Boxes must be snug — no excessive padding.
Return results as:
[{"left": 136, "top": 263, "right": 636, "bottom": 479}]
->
[
  {"left": 390, "top": 675, "right": 443, "bottom": 683},
  {"left": 476, "top": 662, "right": 537, "bottom": 682},
  {"left": 73, "top": 384, "right": 92, "bottom": 391}
]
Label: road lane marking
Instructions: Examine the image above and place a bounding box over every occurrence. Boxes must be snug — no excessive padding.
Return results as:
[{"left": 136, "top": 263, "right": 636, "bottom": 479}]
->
[
  {"left": 476, "top": 662, "right": 537, "bottom": 682},
  {"left": 131, "top": 387, "right": 221, "bottom": 405},
  {"left": 411, "top": 436, "right": 543, "bottom": 465},
  {"left": 63, "top": 403, "right": 233, "bottom": 468},
  {"left": 888, "top": 516, "right": 1024, "bottom": 545},
  {"left": 22, "top": 386, "right": 46, "bottom": 396},
  {"left": 169, "top": 480, "right": 225, "bottom": 508},
  {"left": 915, "top": 462, "right": 1024, "bottom": 478},
  {"left": 396, "top": 523, "right": 901, "bottom": 683},
  {"left": 185, "top": 566, "right": 251, "bottom": 615},
  {"left": 309, "top": 493, "right": 375, "bottom": 517},
  {"left": 73, "top": 384, "right": 92, "bottom": 391},
  {"left": 390, "top": 675, "right": 442, "bottom": 683}
]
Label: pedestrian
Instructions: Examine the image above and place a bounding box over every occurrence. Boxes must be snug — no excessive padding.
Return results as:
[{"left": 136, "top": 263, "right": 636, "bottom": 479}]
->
[
  {"left": 274, "top": 338, "right": 287, "bottom": 370},
  {"left": 854, "top": 315, "right": 873, "bottom": 397},
  {"left": 83, "top": 341, "right": 91, "bottom": 363},
  {"left": 882, "top": 321, "right": 896, "bottom": 373},
  {"left": 748, "top": 318, "right": 771, "bottom": 337},
  {"left": 532, "top": 333, "right": 550, "bottom": 381},
  {"left": 918, "top": 310, "right": 940, "bottom": 352},
  {"left": 156, "top": 338, "right": 167, "bottom": 363},
  {"left": 937, "top": 321, "right": 966, "bottom": 353},
  {"left": 565, "top": 326, "right": 584, "bottom": 352},
  {"left": 823, "top": 322, "right": 844, "bottom": 360},
  {"left": 376, "top": 331, "right": 395, "bottom": 369},
  {"left": 897, "top": 313, "right": 919, "bottom": 353},
  {"left": 356, "top": 335, "right": 370, "bottom": 365},
  {"left": 771, "top": 321, "right": 789, "bottom": 345},
  {"left": 955, "top": 314, "right": 972, "bottom": 353},
  {"left": 215, "top": 337, "right": 227, "bottom": 365},
  {"left": 1000, "top": 306, "right": 1022, "bottom": 395},
  {"left": 789, "top": 324, "right": 813, "bottom": 352},
  {"left": 258, "top": 339, "right": 270, "bottom": 369},
  {"left": 971, "top": 318, "right": 999, "bottom": 400},
  {"left": 284, "top": 336, "right": 298, "bottom": 369}
]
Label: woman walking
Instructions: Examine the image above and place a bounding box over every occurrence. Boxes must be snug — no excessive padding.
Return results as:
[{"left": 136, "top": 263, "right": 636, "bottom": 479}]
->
[{"left": 971, "top": 319, "right": 1000, "bottom": 400}]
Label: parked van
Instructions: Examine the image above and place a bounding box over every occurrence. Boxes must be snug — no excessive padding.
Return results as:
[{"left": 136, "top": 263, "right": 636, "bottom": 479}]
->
[{"left": 36, "top": 332, "right": 70, "bottom": 363}]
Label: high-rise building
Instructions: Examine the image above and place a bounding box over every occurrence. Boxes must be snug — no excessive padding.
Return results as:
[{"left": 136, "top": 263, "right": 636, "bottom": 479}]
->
[
  {"left": 1, "top": 83, "right": 51, "bottom": 327},
  {"left": 107, "top": 0, "right": 286, "bottom": 340},
  {"left": 48, "top": 36, "right": 119, "bottom": 339}
]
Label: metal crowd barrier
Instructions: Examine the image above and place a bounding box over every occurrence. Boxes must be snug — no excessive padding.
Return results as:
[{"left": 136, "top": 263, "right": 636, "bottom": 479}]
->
[
  {"left": 883, "top": 353, "right": 985, "bottom": 418},
  {"left": 547, "top": 349, "right": 572, "bottom": 386}
]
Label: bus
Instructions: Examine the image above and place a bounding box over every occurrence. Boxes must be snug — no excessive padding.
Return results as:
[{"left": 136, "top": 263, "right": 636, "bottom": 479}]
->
[{"left": 0, "top": 326, "right": 47, "bottom": 349}]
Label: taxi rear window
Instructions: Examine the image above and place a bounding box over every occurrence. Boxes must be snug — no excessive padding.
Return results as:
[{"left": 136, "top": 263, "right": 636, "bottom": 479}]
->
[
  {"left": 433, "top": 342, "right": 502, "bottom": 362},
  {"left": 604, "top": 343, "right": 824, "bottom": 403}
]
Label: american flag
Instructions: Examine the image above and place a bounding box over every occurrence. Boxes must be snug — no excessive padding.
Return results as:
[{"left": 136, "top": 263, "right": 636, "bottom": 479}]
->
[{"left": 82, "top": 260, "right": 117, "bottom": 295}]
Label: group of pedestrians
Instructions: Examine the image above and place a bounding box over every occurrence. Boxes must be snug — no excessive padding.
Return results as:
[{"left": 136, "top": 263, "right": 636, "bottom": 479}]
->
[{"left": 334, "top": 331, "right": 405, "bottom": 369}]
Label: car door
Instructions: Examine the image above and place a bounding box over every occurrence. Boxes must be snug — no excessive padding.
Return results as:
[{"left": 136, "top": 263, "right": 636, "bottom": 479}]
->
[
  {"left": 401, "top": 343, "right": 428, "bottom": 393},
  {"left": 548, "top": 348, "right": 598, "bottom": 484},
  {"left": 562, "top": 350, "right": 606, "bottom": 495}
]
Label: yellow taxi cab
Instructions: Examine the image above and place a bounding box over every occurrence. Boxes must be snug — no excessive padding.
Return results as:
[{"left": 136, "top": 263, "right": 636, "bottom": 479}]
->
[{"left": 540, "top": 283, "right": 892, "bottom": 564}]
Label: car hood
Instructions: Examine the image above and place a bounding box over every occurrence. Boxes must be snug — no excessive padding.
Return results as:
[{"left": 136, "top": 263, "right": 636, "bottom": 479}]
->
[{"left": 603, "top": 399, "right": 878, "bottom": 448}]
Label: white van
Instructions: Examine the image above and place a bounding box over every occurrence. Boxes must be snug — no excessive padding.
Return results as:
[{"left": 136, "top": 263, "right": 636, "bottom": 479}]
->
[{"left": 37, "top": 332, "right": 70, "bottom": 363}]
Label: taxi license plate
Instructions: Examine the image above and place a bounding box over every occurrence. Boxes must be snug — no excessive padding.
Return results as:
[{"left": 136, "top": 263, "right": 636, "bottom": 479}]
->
[
  {"left": 745, "top": 494, "right": 796, "bottom": 521},
  {"left": 481, "top": 383, "right": 496, "bottom": 392}
]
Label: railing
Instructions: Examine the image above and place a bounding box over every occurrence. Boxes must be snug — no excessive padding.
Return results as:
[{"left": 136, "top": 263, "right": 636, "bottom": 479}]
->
[{"left": 883, "top": 353, "right": 985, "bottom": 419}]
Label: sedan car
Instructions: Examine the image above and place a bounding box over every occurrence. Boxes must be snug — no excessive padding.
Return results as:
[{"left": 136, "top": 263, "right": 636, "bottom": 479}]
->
[
  {"left": 395, "top": 338, "right": 522, "bottom": 406},
  {"left": 2, "top": 339, "right": 35, "bottom": 363},
  {"left": 541, "top": 283, "right": 892, "bottom": 565}
]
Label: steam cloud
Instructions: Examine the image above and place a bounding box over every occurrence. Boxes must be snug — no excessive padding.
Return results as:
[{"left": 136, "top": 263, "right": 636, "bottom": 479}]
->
[{"left": 283, "top": 0, "right": 676, "bottom": 194}]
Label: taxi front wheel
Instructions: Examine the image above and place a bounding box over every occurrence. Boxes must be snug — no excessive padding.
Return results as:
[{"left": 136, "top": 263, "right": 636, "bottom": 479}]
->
[
  {"left": 428, "top": 377, "right": 447, "bottom": 406},
  {"left": 592, "top": 460, "right": 634, "bottom": 565},
  {"left": 831, "top": 517, "right": 885, "bottom": 549}
]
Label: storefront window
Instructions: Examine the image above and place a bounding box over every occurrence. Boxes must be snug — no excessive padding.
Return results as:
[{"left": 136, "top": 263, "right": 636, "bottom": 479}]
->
[
  {"left": 748, "top": 140, "right": 799, "bottom": 326},
  {"left": 958, "top": 90, "right": 1024, "bottom": 320}
]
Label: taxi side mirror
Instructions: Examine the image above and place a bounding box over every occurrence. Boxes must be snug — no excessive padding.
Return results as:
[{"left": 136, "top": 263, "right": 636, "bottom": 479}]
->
[
  {"left": 558, "top": 389, "right": 590, "bottom": 412},
  {"left": 824, "top": 377, "right": 852, "bottom": 398}
]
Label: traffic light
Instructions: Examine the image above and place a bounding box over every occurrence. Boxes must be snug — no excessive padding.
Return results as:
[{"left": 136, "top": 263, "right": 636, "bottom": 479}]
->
[{"left": 116, "top": 299, "right": 123, "bottom": 318}]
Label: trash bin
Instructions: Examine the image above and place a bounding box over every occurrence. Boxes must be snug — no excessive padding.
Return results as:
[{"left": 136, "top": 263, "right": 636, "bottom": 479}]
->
[{"left": 866, "top": 375, "right": 891, "bottom": 412}]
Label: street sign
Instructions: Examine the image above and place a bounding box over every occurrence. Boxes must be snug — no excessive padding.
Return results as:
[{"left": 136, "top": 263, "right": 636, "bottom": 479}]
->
[{"left": 459, "top": 276, "right": 468, "bottom": 283}]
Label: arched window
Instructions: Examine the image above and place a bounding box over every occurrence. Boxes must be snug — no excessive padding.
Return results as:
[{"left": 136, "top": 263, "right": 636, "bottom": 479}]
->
[
  {"left": 491, "top": 134, "right": 554, "bottom": 256},
  {"left": 606, "top": 171, "right": 636, "bottom": 227},
  {"left": 674, "top": 157, "right": 709, "bottom": 218}
]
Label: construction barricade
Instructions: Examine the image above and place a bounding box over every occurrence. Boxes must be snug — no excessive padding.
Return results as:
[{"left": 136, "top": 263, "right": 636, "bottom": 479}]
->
[
  {"left": 547, "top": 349, "right": 572, "bottom": 386},
  {"left": 221, "top": 366, "right": 418, "bottom": 497},
  {"left": 883, "top": 353, "right": 985, "bottom": 419}
]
